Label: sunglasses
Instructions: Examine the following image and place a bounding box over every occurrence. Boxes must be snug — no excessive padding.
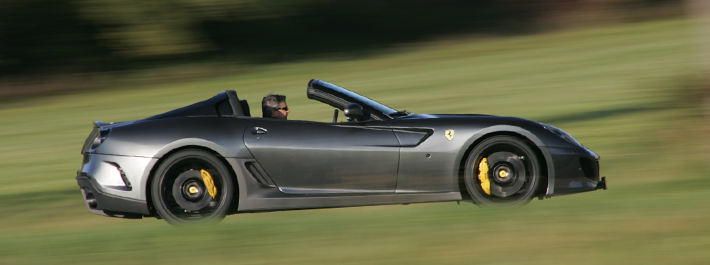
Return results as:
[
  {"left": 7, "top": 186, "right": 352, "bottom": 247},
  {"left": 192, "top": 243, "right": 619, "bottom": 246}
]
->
[{"left": 273, "top": 106, "right": 289, "bottom": 111}]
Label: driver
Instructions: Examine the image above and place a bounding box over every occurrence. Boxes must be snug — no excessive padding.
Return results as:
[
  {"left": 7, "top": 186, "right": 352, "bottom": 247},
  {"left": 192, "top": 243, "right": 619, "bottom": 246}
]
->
[{"left": 262, "top": 94, "right": 290, "bottom": 120}]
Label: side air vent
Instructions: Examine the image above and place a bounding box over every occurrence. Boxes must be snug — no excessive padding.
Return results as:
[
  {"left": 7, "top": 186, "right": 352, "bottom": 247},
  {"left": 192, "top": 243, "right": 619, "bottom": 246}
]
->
[{"left": 245, "top": 162, "right": 276, "bottom": 187}]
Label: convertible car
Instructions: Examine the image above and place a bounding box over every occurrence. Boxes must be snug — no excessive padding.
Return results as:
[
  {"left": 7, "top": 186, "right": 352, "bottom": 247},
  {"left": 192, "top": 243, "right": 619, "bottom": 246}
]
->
[{"left": 77, "top": 79, "right": 606, "bottom": 224}]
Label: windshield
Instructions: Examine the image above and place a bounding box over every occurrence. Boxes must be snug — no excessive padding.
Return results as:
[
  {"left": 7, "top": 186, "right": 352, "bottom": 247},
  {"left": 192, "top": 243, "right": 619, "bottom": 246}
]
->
[{"left": 307, "top": 79, "right": 401, "bottom": 119}]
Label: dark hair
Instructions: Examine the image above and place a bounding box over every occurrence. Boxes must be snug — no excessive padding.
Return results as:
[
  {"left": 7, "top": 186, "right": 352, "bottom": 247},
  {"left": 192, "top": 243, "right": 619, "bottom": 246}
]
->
[{"left": 262, "top": 94, "right": 286, "bottom": 118}]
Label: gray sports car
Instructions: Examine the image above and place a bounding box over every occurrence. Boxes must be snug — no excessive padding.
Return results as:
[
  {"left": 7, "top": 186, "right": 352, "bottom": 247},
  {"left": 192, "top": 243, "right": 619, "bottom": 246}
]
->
[{"left": 77, "top": 79, "right": 606, "bottom": 224}]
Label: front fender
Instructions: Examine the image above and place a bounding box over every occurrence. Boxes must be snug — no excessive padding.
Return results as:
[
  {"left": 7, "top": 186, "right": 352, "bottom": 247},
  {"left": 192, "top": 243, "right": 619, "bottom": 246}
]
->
[{"left": 456, "top": 125, "right": 556, "bottom": 196}]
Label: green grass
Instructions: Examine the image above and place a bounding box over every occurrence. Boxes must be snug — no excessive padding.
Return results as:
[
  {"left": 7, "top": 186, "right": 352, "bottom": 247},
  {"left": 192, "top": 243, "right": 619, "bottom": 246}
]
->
[{"left": 1, "top": 18, "right": 708, "bottom": 264}]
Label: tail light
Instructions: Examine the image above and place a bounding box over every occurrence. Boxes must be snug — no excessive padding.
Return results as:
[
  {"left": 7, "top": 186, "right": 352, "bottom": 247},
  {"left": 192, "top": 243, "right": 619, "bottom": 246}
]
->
[{"left": 81, "top": 126, "right": 110, "bottom": 154}]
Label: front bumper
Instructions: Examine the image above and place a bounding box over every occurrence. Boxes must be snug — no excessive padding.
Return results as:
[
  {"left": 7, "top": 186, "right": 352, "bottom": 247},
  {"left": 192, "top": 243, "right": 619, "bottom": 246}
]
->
[{"left": 547, "top": 146, "right": 604, "bottom": 196}]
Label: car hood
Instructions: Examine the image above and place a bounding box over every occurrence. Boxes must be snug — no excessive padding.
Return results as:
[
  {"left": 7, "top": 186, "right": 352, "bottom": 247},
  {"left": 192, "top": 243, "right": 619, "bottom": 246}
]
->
[{"left": 395, "top": 113, "right": 496, "bottom": 119}]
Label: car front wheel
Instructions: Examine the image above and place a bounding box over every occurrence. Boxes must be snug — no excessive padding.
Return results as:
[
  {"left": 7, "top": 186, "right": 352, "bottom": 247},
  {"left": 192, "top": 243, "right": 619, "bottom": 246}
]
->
[{"left": 464, "top": 136, "right": 541, "bottom": 205}]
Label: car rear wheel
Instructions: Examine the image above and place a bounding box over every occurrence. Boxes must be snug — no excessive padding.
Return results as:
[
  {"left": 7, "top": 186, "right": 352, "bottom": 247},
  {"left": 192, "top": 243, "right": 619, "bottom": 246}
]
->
[
  {"left": 151, "top": 149, "right": 234, "bottom": 224},
  {"left": 464, "top": 136, "right": 541, "bottom": 205}
]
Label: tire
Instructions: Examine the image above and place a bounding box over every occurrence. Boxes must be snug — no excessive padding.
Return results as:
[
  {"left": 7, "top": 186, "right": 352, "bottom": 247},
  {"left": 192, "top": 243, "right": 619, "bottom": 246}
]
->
[
  {"left": 463, "top": 136, "right": 541, "bottom": 206},
  {"left": 151, "top": 149, "right": 234, "bottom": 224}
]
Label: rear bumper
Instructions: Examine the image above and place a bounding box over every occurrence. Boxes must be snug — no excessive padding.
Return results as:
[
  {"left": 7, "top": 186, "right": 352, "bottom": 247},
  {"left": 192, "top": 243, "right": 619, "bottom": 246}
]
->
[
  {"left": 76, "top": 152, "right": 157, "bottom": 218},
  {"left": 76, "top": 172, "right": 150, "bottom": 218}
]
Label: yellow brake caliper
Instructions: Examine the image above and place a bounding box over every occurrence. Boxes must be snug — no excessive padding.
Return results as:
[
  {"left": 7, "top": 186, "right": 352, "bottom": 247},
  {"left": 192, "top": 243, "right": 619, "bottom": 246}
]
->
[
  {"left": 477, "top": 158, "right": 491, "bottom": 195},
  {"left": 200, "top": 169, "right": 218, "bottom": 199}
]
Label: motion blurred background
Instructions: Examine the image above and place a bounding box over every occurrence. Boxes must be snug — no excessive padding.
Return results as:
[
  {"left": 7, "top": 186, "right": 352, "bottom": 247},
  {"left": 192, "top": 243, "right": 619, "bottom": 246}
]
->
[{"left": 1, "top": 0, "right": 709, "bottom": 264}]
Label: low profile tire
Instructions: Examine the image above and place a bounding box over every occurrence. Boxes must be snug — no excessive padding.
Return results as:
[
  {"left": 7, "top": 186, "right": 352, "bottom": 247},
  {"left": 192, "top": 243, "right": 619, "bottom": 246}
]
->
[
  {"left": 464, "top": 136, "right": 541, "bottom": 206},
  {"left": 151, "top": 149, "right": 234, "bottom": 224}
]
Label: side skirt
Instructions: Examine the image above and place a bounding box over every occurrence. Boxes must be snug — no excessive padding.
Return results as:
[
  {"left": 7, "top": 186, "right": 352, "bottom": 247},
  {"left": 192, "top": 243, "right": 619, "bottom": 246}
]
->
[
  {"left": 239, "top": 191, "right": 463, "bottom": 212},
  {"left": 226, "top": 158, "right": 463, "bottom": 212}
]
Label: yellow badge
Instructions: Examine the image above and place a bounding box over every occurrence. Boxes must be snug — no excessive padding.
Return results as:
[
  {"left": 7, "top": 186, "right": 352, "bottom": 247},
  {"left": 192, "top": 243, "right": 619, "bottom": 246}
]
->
[{"left": 445, "top": 130, "right": 455, "bottom": 141}]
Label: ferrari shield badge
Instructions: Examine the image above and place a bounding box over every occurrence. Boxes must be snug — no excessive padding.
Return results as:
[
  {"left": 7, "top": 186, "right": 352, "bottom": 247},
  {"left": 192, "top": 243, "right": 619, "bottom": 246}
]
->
[{"left": 445, "top": 130, "right": 455, "bottom": 141}]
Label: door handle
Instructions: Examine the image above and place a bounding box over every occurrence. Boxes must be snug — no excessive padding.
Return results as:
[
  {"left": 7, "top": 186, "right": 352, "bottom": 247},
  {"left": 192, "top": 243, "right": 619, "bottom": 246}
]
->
[{"left": 252, "top": 127, "right": 268, "bottom": 134}]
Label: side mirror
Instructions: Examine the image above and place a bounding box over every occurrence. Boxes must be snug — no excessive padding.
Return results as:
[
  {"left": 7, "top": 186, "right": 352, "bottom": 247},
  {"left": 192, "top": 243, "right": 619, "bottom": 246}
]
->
[{"left": 344, "top": 103, "right": 367, "bottom": 122}]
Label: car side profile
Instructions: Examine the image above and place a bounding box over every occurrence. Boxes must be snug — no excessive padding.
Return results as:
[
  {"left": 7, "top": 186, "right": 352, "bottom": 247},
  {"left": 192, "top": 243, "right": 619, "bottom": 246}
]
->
[{"left": 76, "top": 79, "right": 606, "bottom": 224}]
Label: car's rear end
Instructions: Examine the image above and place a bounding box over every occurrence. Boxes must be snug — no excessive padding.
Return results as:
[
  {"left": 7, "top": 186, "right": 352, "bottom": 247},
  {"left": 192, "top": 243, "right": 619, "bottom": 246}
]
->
[
  {"left": 75, "top": 90, "right": 252, "bottom": 220},
  {"left": 77, "top": 121, "right": 153, "bottom": 218}
]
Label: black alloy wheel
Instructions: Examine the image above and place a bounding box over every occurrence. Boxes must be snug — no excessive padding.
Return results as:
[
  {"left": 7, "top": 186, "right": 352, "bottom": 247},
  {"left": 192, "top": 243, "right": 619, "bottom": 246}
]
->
[
  {"left": 151, "top": 149, "right": 234, "bottom": 224},
  {"left": 464, "top": 136, "right": 541, "bottom": 205}
]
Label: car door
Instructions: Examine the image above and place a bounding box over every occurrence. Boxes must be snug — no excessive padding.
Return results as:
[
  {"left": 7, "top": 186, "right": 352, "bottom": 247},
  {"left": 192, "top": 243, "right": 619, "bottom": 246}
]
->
[{"left": 243, "top": 119, "right": 400, "bottom": 194}]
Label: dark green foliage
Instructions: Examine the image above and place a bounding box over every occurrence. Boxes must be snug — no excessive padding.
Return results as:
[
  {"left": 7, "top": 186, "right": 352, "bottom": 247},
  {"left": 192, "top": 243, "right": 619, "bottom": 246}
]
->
[
  {"left": 197, "top": 0, "right": 510, "bottom": 59},
  {"left": 0, "top": 0, "right": 112, "bottom": 74},
  {"left": 0, "top": 0, "right": 687, "bottom": 75}
]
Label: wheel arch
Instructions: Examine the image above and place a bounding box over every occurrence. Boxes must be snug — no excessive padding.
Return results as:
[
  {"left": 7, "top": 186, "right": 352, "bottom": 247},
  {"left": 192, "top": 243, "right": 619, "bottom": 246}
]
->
[
  {"left": 145, "top": 145, "right": 240, "bottom": 216},
  {"left": 457, "top": 127, "right": 553, "bottom": 200}
]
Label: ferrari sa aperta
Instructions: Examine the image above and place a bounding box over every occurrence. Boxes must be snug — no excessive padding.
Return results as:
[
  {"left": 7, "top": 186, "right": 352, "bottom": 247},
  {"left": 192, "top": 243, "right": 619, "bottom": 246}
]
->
[{"left": 77, "top": 79, "right": 605, "bottom": 224}]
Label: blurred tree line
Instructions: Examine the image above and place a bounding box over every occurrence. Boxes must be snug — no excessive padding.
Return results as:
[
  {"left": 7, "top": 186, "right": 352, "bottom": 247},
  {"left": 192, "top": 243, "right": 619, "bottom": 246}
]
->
[{"left": 0, "top": 0, "right": 685, "bottom": 76}]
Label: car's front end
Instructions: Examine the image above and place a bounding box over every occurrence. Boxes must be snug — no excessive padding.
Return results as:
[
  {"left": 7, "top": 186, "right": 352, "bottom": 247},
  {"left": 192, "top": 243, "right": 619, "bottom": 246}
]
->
[{"left": 538, "top": 123, "right": 606, "bottom": 196}]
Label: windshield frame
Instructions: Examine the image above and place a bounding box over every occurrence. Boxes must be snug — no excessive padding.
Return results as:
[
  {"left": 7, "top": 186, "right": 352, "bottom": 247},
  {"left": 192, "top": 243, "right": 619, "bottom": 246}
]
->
[{"left": 307, "top": 79, "right": 400, "bottom": 120}]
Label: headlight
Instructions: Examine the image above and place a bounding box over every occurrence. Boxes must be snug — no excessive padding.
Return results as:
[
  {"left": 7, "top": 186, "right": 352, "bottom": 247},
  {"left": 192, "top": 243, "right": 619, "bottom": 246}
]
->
[{"left": 542, "top": 124, "right": 580, "bottom": 146}]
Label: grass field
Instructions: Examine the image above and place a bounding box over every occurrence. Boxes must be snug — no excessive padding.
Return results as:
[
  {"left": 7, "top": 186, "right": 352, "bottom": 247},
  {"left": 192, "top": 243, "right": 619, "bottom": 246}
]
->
[{"left": 1, "top": 18, "right": 708, "bottom": 264}]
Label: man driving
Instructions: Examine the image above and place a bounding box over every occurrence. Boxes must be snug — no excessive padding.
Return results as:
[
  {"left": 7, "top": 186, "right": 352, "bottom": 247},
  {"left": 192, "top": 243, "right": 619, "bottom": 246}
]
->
[{"left": 262, "top": 94, "right": 290, "bottom": 120}]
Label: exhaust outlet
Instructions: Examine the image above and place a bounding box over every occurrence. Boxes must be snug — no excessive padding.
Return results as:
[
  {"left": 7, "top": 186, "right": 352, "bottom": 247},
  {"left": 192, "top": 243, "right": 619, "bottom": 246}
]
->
[{"left": 85, "top": 191, "right": 98, "bottom": 209}]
